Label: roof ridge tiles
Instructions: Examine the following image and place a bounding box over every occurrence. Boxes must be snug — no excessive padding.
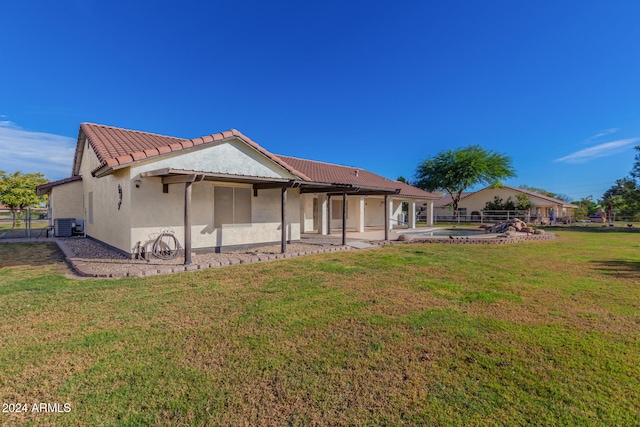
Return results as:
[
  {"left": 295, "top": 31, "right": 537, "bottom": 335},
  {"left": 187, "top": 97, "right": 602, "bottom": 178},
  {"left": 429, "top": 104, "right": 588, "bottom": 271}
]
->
[
  {"left": 278, "top": 154, "right": 361, "bottom": 170},
  {"left": 81, "top": 122, "right": 188, "bottom": 141}
]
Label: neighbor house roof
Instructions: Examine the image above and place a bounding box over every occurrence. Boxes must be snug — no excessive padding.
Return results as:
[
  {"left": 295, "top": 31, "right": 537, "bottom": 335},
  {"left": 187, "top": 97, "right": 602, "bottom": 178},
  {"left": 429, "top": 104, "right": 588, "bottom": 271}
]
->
[
  {"left": 486, "top": 185, "right": 578, "bottom": 208},
  {"left": 35, "top": 175, "right": 83, "bottom": 196},
  {"left": 66, "top": 123, "right": 437, "bottom": 199}
]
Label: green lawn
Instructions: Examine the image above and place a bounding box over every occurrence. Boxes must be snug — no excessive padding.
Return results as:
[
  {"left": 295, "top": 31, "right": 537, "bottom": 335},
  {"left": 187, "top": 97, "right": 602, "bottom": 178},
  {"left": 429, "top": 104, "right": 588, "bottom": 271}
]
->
[
  {"left": 1, "top": 230, "right": 639, "bottom": 426},
  {"left": 0, "top": 220, "right": 49, "bottom": 231}
]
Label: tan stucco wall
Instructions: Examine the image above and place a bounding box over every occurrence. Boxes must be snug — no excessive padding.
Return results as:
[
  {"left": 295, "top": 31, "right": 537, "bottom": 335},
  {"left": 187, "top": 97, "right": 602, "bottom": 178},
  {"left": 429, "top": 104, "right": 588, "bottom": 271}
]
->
[
  {"left": 129, "top": 180, "right": 301, "bottom": 251},
  {"left": 79, "top": 146, "right": 133, "bottom": 253},
  {"left": 300, "top": 194, "right": 316, "bottom": 232},
  {"left": 50, "top": 180, "right": 83, "bottom": 220},
  {"left": 364, "top": 196, "right": 385, "bottom": 227},
  {"left": 329, "top": 196, "right": 358, "bottom": 230}
]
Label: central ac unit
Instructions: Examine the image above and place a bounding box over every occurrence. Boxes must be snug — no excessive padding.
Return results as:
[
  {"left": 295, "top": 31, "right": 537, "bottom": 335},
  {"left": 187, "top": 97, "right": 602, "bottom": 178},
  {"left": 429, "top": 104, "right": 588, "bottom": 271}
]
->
[{"left": 54, "top": 218, "right": 75, "bottom": 237}]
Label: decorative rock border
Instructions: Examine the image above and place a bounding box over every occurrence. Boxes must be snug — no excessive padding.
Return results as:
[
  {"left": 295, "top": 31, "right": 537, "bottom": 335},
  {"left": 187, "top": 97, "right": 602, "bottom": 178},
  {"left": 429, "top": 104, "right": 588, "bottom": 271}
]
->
[
  {"left": 54, "top": 239, "right": 355, "bottom": 279},
  {"left": 10, "top": 234, "right": 556, "bottom": 279}
]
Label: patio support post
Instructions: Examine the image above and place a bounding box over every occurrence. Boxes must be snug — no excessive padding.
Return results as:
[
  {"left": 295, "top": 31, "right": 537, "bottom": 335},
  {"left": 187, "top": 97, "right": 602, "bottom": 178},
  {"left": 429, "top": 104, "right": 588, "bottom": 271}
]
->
[
  {"left": 281, "top": 187, "right": 287, "bottom": 254},
  {"left": 342, "top": 192, "right": 347, "bottom": 246},
  {"left": 427, "top": 200, "right": 434, "bottom": 226},
  {"left": 327, "top": 195, "right": 331, "bottom": 235},
  {"left": 384, "top": 194, "right": 389, "bottom": 242},
  {"left": 319, "top": 194, "right": 328, "bottom": 235},
  {"left": 355, "top": 197, "right": 364, "bottom": 233},
  {"left": 409, "top": 201, "right": 416, "bottom": 229},
  {"left": 184, "top": 181, "right": 192, "bottom": 265},
  {"left": 355, "top": 197, "right": 365, "bottom": 233}
]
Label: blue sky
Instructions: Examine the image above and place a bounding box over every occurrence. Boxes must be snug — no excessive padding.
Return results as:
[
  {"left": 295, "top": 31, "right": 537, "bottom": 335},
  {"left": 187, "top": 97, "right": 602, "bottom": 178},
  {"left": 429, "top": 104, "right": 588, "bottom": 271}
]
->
[{"left": 2, "top": 1, "right": 640, "bottom": 201}]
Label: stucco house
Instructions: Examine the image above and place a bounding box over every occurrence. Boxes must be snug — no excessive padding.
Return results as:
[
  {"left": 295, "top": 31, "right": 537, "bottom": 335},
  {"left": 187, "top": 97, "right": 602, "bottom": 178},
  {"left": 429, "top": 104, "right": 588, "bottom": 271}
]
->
[
  {"left": 432, "top": 185, "right": 578, "bottom": 222},
  {"left": 37, "top": 123, "right": 438, "bottom": 261}
]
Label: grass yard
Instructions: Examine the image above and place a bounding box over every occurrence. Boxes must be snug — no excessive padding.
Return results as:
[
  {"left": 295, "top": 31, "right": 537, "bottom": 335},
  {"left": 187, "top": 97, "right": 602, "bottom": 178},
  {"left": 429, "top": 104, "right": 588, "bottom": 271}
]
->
[
  {"left": 0, "top": 220, "right": 49, "bottom": 231},
  {"left": 1, "top": 231, "right": 639, "bottom": 426}
]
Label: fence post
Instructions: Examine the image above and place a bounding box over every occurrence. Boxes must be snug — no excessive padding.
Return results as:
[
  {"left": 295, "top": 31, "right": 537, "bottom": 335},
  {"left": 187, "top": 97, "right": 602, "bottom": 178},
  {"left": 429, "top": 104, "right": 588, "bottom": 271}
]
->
[{"left": 27, "top": 207, "right": 31, "bottom": 238}]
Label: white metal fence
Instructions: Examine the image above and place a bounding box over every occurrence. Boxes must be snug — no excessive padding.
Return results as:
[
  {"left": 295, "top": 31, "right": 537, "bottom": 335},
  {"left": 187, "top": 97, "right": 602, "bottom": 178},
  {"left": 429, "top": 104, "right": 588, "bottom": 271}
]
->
[
  {"left": 418, "top": 210, "right": 536, "bottom": 224},
  {"left": 416, "top": 209, "right": 640, "bottom": 224}
]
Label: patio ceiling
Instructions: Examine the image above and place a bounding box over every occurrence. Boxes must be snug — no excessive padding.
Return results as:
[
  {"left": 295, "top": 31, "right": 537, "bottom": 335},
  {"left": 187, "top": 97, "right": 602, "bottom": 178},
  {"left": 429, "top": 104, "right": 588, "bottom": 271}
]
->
[{"left": 140, "top": 168, "right": 401, "bottom": 196}]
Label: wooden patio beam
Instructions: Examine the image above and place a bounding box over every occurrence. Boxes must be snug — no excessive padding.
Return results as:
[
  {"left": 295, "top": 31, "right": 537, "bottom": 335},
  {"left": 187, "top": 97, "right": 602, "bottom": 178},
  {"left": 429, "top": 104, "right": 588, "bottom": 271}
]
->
[{"left": 162, "top": 174, "right": 205, "bottom": 184}]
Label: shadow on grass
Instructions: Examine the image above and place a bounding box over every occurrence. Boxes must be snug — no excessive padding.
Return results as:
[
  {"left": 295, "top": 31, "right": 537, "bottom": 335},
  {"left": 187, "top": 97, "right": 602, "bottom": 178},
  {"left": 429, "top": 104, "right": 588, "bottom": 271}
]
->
[{"left": 590, "top": 259, "right": 640, "bottom": 279}]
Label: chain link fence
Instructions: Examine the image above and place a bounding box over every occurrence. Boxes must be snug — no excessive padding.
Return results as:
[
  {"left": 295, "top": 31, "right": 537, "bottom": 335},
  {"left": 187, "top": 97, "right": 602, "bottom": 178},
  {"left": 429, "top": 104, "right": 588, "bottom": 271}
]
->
[{"left": 0, "top": 207, "right": 51, "bottom": 239}]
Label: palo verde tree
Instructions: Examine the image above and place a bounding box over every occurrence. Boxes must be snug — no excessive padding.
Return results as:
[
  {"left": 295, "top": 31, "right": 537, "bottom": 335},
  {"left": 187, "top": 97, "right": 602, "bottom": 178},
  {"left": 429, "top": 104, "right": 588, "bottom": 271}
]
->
[
  {"left": 0, "top": 171, "right": 48, "bottom": 228},
  {"left": 414, "top": 145, "right": 516, "bottom": 217}
]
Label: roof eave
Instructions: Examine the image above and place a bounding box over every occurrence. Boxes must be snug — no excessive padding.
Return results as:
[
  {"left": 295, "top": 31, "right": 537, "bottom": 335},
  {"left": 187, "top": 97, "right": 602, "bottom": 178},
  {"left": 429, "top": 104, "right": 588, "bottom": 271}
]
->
[{"left": 92, "top": 164, "right": 117, "bottom": 178}]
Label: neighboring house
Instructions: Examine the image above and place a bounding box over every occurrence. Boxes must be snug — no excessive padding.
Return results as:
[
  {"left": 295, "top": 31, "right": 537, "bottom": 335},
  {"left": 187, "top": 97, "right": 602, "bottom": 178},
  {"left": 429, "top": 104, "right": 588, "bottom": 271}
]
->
[
  {"left": 37, "top": 123, "right": 438, "bottom": 259},
  {"left": 35, "top": 176, "right": 83, "bottom": 220},
  {"left": 432, "top": 185, "right": 578, "bottom": 222},
  {"left": 431, "top": 192, "right": 473, "bottom": 219}
]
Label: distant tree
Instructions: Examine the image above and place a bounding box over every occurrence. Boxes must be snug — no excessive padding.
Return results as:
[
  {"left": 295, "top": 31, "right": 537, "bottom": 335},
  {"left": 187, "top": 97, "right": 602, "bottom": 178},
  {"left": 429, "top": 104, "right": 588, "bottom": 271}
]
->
[
  {"left": 414, "top": 146, "right": 515, "bottom": 217},
  {"left": 574, "top": 196, "right": 599, "bottom": 220},
  {"left": 630, "top": 145, "right": 640, "bottom": 181},
  {"left": 601, "top": 178, "right": 639, "bottom": 213},
  {"left": 0, "top": 171, "right": 48, "bottom": 228},
  {"left": 599, "top": 146, "right": 640, "bottom": 216}
]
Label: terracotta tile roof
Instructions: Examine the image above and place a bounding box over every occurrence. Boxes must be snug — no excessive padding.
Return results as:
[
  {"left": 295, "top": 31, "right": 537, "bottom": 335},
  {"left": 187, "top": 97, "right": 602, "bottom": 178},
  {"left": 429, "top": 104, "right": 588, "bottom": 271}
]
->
[
  {"left": 36, "top": 175, "right": 82, "bottom": 195},
  {"left": 77, "top": 123, "right": 310, "bottom": 180},
  {"left": 73, "top": 123, "right": 436, "bottom": 198},
  {"left": 278, "top": 156, "right": 437, "bottom": 198},
  {"left": 79, "top": 123, "right": 190, "bottom": 175}
]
